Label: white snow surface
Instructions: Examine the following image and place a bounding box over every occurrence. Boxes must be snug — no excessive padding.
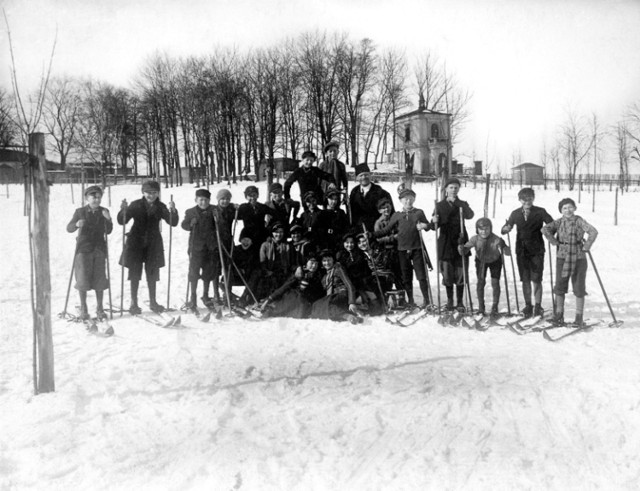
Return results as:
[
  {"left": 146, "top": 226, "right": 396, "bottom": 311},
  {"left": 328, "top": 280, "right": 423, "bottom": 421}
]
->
[{"left": 1, "top": 179, "right": 640, "bottom": 491}]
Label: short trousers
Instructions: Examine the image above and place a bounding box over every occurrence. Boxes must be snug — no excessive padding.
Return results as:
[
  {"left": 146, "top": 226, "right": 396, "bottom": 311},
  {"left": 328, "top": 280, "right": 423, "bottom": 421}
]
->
[
  {"left": 74, "top": 250, "right": 108, "bottom": 291},
  {"left": 517, "top": 254, "right": 544, "bottom": 283},
  {"left": 554, "top": 257, "right": 587, "bottom": 297}
]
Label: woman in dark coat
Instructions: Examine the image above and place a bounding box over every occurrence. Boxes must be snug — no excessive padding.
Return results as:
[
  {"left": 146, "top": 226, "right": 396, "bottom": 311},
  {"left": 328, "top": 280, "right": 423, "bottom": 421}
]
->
[
  {"left": 118, "top": 180, "right": 178, "bottom": 314},
  {"left": 310, "top": 249, "right": 362, "bottom": 324}
]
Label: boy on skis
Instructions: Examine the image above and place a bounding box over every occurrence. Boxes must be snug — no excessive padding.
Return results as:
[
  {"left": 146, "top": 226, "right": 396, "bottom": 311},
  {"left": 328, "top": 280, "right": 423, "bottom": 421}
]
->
[
  {"left": 66, "top": 185, "right": 113, "bottom": 321},
  {"left": 542, "top": 198, "right": 598, "bottom": 326},
  {"left": 374, "top": 188, "right": 432, "bottom": 308},
  {"left": 501, "top": 187, "right": 553, "bottom": 318},
  {"left": 432, "top": 178, "right": 474, "bottom": 311},
  {"left": 181, "top": 188, "right": 217, "bottom": 314},
  {"left": 118, "top": 180, "right": 178, "bottom": 314},
  {"left": 459, "top": 218, "right": 510, "bottom": 317}
]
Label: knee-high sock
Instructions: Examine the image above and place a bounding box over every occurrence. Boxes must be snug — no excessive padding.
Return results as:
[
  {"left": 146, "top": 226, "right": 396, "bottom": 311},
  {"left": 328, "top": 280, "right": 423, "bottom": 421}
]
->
[
  {"left": 148, "top": 280, "right": 157, "bottom": 304},
  {"left": 418, "top": 279, "right": 429, "bottom": 305},
  {"left": 576, "top": 296, "right": 585, "bottom": 315},
  {"left": 522, "top": 280, "right": 532, "bottom": 306},
  {"left": 96, "top": 290, "right": 104, "bottom": 310},
  {"left": 131, "top": 279, "right": 139, "bottom": 305},
  {"left": 556, "top": 294, "right": 565, "bottom": 314},
  {"left": 491, "top": 278, "right": 500, "bottom": 307},
  {"left": 533, "top": 281, "right": 543, "bottom": 304},
  {"left": 456, "top": 285, "right": 465, "bottom": 304}
]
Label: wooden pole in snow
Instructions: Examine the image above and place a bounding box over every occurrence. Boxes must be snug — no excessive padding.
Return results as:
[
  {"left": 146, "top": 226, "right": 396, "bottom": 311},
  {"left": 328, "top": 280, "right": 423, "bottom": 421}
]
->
[
  {"left": 29, "top": 133, "right": 55, "bottom": 394},
  {"left": 483, "top": 173, "right": 491, "bottom": 218},
  {"left": 614, "top": 187, "right": 619, "bottom": 226}
]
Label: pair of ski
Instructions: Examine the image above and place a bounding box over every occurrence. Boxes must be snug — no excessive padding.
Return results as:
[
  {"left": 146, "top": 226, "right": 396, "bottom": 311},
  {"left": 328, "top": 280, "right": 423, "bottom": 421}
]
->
[
  {"left": 385, "top": 307, "right": 431, "bottom": 327},
  {"left": 191, "top": 303, "right": 263, "bottom": 323},
  {"left": 508, "top": 316, "right": 600, "bottom": 341}
]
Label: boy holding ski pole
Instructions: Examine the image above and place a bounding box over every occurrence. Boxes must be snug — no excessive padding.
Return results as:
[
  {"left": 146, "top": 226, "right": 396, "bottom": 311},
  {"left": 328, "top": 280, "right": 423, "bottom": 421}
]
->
[
  {"left": 374, "top": 188, "right": 432, "bottom": 309},
  {"left": 501, "top": 187, "right": 553, "bottom": 318},
  {"left": 432, "top": 178, "right": 474, "bottom": 312},
  {"left": 118, "top": 180, "right": 178, "bottom": 314},
  {"left": 542, "top": 198, "right": 598, "bottom": 326},
  {"left": 66, "top": 186, "right": 113, "bottom": 321},
  {"left": 459, "top": 218, "right": 510, "bottom": 317},
  {"left": 181, "top": 189, "right": 217, "bottom": 314}
]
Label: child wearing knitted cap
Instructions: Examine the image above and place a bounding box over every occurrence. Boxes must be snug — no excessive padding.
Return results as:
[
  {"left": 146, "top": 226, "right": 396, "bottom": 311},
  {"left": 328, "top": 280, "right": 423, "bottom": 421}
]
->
[
  {"left": 118, "top": 180, "right": 178, "bottom": 314},
  {"left": 542, "top": 198, "right": 598, "bottom": 326},
  {"left": 459, "top": 218, "right": 510, "bottom": 317}
]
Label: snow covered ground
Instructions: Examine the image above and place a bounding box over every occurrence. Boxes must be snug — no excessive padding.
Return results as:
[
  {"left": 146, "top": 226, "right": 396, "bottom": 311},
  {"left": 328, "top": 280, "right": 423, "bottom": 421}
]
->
[{"left": 1, "top": 178, "right": 639, "bottom": 490}]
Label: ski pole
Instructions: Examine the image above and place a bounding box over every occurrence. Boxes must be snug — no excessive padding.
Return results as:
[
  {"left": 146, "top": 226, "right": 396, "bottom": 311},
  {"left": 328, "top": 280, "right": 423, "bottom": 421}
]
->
[
  {"left": 547, "top": 238, "right": 556, "bottom": 315},
  {"left": 213, "top": 211, "right": 233, "bottom": 315},
  {"left": 459, "top": 207, "right": 473, "bottom": 313},
  {"left": 219, "top": 241, "right": 259, "bottom": 305},
  {"left": 120, "top": 203, "right": 126, "bottom": 317},
  {"left": 166, "top": 194, "right": 173, "bottom": 309},
  {"left": 60, "top": 239, "right": 80, "bottom": 320},
  {"left": 225, "top": 204, "right": 240, "bottom": 289},
  {"left": 362, "top": 224, "right": 388, "bottom": 315},
  {"left": 586, "top": 250, "right": 623, "bottom": 327},
  {"left": 433, "top": 199, "right": 441, "bottom": 314},
  {"left": 505, "top": 227, "right": 520, "bottom": 312},
  {"left": 501, "top": 249, "right": 511, "bottom": 315},
  {"left": 104, "top": 229, "right": 113, "bottom": 320},
  {"left": 418, "top": 231, "right": 433, "bottom": 306}
]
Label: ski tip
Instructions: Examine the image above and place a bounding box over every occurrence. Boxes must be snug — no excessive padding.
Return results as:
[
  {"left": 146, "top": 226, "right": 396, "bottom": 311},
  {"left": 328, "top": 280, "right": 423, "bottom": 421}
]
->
[
  {"left": 201, "top": 312, "right": 212, "bottom": 323},
  {"left": 542, "top": 329, "right": 553, "bottom": 341},
  {"left": 173, "top": 315, "right": 182, "bottom": 326},
  {"left": 104, "top": 326, "right": 115, "bottom": 336}
]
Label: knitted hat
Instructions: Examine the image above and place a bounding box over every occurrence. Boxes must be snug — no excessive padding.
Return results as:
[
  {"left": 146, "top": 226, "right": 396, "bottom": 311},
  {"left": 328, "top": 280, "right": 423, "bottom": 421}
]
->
[
  {"left": 141, "top": 180, "right": 160, "bottom": 193},
  {"left": 398, "top": 188, "right": 416, "bottom": 200},
  {"left": 355, "top": 163, "right": 371, "bottom": 177},
  {"left": 268, "top": 182, "right": 283, "bottom": 193},
  {"left": 301, "top": 150, "right": 316, "bottom": 160},
  {"left": 475, "top": 217, "right": 492, "bottom": 232},
  {"left": 558, "top": 198, "right": 576, "bottom": 212},
  {"left": 303, "top": 191, "right": 318, "bottom": 203},
  {"left": 319, "top": 248, "right": 334, "bottom": 259},
  {"left": 342, "top": 232, "right": 356, "bottom": 242},
  {"left": 325, "top": 188, "right": 340, "bottom": 199},
  {"left": 323, "top": 141, "right": 339, "bottom": 153},
  {"left": 444, "top": 177, "right": 461, "bottom": 187},
  {"left": 244, "top": 185, "right": 259, "bottom": 196},
  {"left": 216, "top": 189, "right": 232, "bottom": 200},
  {"left": 290, "top": 224, "right": 303, "bottom": 235},
  {"left": 84, "top": 185, "right": 102, "bottom": 197},
  {"left": 271, "top": 221, "right": 285, "bottom": 232},
  {"left": 376, "top": 197, "right": 392, "bottom": 210},
  {"left": 196, "top": 188, "right": 211, "bottom": 199}
]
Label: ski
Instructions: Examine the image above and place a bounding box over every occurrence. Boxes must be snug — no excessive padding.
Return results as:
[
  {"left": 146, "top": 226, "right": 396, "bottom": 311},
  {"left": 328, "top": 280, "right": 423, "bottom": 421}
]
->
[
  {"left": 542, "top": 321, "right": 601, "bottom": 342},
  {"left": 397, "top": 308, "right": 430, "bottom": 327},
  {"left": 385, "top": 307, "right": 421, "bottom": 326},
  {"left": 83, "top": 318, "right": 114, "bottom": 337}
]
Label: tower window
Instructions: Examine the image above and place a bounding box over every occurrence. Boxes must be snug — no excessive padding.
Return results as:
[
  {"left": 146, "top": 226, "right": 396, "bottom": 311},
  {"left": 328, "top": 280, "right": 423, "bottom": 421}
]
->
[
  {"left": 405, "top": 125, "right": 411, "bottom": 142},
  {"left": 431, "top": 123, "right": 440, "bottom": 139}
]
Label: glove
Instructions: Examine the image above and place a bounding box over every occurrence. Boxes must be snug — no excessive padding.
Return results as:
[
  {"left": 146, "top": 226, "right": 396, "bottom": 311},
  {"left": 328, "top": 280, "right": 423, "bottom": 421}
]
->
[
  {"left": 502, "top": 223, "right": 513, "bottom": 234},
  {"left": 458, "top": 236, "right": 466, "bottom": 245},
  {"left": 102, "top": 209, "right": 111, "bottom": 220},
  {"left": 120, "top": 199, "right": 128, "bottom": 211},
  {"left": 457, "top": 245, "right": 465, "bottom": 255}
]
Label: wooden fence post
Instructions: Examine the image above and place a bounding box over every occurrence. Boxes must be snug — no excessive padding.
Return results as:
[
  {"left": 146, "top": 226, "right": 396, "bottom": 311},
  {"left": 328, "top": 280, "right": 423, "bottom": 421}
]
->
[
  {"left": 614, "top": 187, "right": 618, "bottom": 226},
  {"left": 28, "top": 133, "right": 55, "bottom": 394}
]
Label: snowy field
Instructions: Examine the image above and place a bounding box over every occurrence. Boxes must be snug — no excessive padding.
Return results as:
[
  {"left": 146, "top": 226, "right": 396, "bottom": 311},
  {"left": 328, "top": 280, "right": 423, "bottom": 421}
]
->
[{"left": 1, "top": 178, "right": 640, "bottom": 490}]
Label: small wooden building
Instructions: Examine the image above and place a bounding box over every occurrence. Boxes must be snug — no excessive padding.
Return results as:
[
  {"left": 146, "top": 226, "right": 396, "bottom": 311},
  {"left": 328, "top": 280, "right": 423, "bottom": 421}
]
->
[
  {"left": 512, "top": 163, "right": 544, "bottom": 185},
  {"left": 259, "top": 157, "right": 300, "bottom": 179}
]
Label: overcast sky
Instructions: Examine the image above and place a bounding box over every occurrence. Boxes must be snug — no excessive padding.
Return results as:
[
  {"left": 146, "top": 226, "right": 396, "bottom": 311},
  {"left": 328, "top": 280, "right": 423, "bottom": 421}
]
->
[{"left": 2, "top": 0, "right": 639, "bottom": 172}]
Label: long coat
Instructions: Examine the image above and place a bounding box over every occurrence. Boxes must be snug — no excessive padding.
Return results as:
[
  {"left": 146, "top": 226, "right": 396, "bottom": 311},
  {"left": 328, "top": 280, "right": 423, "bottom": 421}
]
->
[
  {"left": 349, "top": 183, "right": 394, "bottom": 234},
  {"left": 117, "top": 198, "right": 178, "bottom": 270},
  {"left": 67, "top": 205, "right": 113, "bottom": 253},
  {"left": 433, "top": 198, "right": 474, "bottom": 261}
]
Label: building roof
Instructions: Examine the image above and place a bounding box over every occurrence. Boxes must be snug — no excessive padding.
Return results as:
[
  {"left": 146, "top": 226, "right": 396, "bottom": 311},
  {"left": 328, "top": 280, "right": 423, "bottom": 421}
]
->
[
  {"left": 395, "top": 107, "right": 452, "bottom": 121},
  {"left": 512, "top": 162, "right": 543, "bottom": 170}
]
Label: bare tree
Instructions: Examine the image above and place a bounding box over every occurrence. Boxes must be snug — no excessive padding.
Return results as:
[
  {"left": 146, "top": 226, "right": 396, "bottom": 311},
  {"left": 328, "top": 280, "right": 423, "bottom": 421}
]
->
[
  {"left": 42, "top": 76, "right": 82, "bottom": 169},
  {"left": 615, "top": 121, "right": 630, "bottom": 191},
  {"left": 0, "top": 88, "right": 18, "bottom": 147},
  {"left": 558, "top": 107, "right": 594, "bottom": 190},
  {"left": 624, "top": 101, "right": 640, "bottom": 168}
]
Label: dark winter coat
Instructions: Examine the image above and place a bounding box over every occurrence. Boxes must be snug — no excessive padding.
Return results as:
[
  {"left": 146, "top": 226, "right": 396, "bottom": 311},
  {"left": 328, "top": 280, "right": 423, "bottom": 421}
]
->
[
  {"left": 265, "top": 198, "right": 300, "bottom": 235},
  {"left": 117, "top": 198, "right": 178, "bottom": 269},
  {"left": 238, "top": 202, "right": 272, "bottom": 246},
  {"left": 433, "top": 198, "right": 474, "bottom": 261},
  {"left": 349, "top": 183, "right": 394, "bottom": 234},
  {"left": 502, "top": 205, "right": 553, "bottom": 257},
  {"left": 374, "top": 207, "right": 430, "bottom": 251},
  {"left": 319, "top": 158, "right": 348, "bottom": 193},
  {"left": 181, "top": 205, "right": 216, "bottom": 253},
  {"left": 284, "top": 166, "right": 336, "bottom": 203},
  {"left": 317, "top": 208, "right": 350, "bottom": 250},
  {"left": 67, "top": 205, "right": 113, "bottom": 253}
]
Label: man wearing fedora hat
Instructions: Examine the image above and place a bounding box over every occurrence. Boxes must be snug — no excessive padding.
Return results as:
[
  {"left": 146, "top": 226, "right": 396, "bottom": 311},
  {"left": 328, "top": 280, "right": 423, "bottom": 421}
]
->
[{"left": 349, "top": 163, "right": 394, "bottom": 233}]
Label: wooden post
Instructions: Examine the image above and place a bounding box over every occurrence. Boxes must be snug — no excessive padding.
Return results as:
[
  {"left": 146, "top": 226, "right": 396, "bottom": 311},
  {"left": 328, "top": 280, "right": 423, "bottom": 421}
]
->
[
  {"left": 29, "top": 133, "right": 55, "bottom": 394},
  {"left": 614, "top": 187, "right": 618, "bottom": 226},
  {"left": 578, "top": 175, "right": 582, "bottom": 203},
  {"left": 492, "top": 181, "right": 498, "bottom": 219},
  {"left": 483, "top": 173, "right": 491, "bottom": 218}
]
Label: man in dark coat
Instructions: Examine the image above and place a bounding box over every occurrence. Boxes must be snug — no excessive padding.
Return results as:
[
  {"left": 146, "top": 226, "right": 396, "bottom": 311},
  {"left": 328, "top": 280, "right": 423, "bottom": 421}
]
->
[
  {"left": 237, "top": 185, "right": 273, "bottom": 248},
  {"left": 118, "top": 180, "right": 179, "bottom": 314},
  {"left": 284, "top": 150, "right": 336, "bottom": 207},
  {"left": 265, "top": 182, "right": 300, "bottom": 236},
  {"left": 349, "top": 163, "right": 394, "bottom": 234},
  {"left": 432, "top": 177, "right": 474, "bottom": 311}
]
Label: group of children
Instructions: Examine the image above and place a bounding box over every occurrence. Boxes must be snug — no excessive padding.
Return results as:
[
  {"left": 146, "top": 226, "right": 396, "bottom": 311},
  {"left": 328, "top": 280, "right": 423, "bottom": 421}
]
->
[{"left": 68, "top": 158, "right": 599, "bottom": 327}]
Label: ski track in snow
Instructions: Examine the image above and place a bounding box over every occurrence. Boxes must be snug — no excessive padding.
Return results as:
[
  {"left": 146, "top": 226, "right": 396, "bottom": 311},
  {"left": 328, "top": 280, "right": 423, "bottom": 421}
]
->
[{"left": 1, "top": 182, "right": 640, "bottom": 490}]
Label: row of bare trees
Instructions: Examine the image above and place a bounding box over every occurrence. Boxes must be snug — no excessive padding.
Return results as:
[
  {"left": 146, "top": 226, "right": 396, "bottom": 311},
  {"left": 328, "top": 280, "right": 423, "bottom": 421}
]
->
[
  {"left": 1, "top": 31, "right": 472, "bottom": 187},
  {"left": 534, "top": 105, "right": 640, "bottom": 192}
]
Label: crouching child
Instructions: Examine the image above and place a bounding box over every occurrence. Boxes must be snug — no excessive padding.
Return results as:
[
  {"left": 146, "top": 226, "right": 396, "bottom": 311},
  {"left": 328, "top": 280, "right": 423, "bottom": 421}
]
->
[
  {"left": 66, "top": 185, "right": 113, "bottom": 320},
  {"left": 542, "top": 198, "right": 598, "bottom": 326},
  {"left": 459, "top": 218, "right": 510, "bottom": 317}
]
